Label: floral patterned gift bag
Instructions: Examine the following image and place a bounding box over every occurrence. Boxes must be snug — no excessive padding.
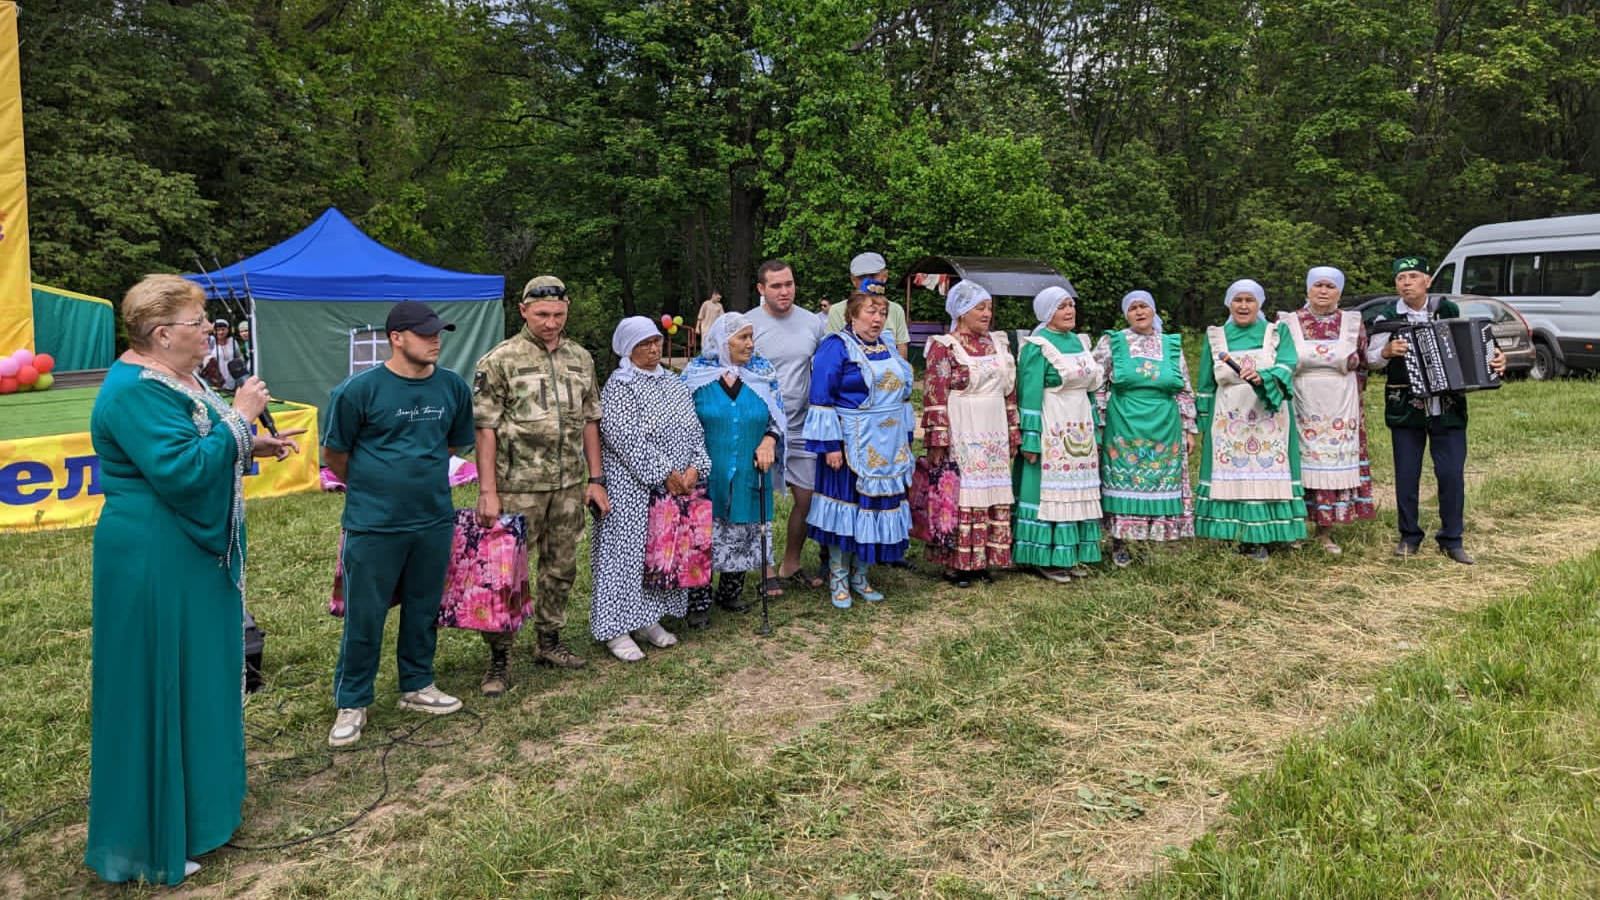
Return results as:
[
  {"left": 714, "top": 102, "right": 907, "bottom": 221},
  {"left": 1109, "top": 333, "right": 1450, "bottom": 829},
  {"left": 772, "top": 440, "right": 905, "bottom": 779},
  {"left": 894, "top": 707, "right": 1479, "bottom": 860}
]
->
[
  {"left": 909, "top": 456, "right": 962, "bottom": 549},
  {"left": 642, "top": 484, "right": 714, "bottom": 590}
]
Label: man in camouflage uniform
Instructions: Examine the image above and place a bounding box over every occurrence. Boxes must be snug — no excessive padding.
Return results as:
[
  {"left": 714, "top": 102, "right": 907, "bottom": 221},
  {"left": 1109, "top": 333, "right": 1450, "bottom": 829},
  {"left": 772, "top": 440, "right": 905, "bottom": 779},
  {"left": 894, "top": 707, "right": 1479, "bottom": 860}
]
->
[{"left": 473, "top": 275, "right": 610, "bottom": 695}]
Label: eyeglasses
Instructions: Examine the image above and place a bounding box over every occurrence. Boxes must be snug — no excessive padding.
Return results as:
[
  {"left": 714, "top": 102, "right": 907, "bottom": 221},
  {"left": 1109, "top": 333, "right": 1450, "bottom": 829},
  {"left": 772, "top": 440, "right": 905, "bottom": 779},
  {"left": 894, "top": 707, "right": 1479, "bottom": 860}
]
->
[
  {"left": 155, "top": 318, "right": 209, "bottom": 330},
  {"left": 523, "top": 286, "right": 568, "bottom": 300}
]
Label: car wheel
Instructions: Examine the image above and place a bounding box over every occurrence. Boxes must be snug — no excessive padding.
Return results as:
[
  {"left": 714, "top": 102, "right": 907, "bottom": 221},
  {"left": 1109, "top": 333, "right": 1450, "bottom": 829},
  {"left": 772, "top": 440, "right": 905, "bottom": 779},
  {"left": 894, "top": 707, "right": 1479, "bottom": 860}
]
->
[{"left": 1530, "top": 342, "right": 1565, "bottom": 381}]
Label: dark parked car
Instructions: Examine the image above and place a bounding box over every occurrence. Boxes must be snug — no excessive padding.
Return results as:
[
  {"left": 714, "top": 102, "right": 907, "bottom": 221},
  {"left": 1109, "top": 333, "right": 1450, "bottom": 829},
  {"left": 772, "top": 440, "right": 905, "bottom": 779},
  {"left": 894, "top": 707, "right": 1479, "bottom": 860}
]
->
[{"left": 1341, "top": 294, "right": 1534, "bottom": 376}]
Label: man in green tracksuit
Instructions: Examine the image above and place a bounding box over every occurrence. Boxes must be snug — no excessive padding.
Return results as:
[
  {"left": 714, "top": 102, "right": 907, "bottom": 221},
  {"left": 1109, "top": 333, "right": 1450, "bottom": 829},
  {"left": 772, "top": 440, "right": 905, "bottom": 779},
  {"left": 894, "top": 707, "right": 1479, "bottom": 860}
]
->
[{"left": 322, "top": 300, "right": 476, "bottom": 747}]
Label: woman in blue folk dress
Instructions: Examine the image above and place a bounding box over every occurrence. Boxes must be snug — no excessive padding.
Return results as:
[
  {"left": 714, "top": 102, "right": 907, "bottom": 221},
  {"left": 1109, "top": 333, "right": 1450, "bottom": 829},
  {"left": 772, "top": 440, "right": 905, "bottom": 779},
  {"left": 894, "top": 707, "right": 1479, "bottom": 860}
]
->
[{"left": 803, "top": 289, "right": 916, "bottom": 608}]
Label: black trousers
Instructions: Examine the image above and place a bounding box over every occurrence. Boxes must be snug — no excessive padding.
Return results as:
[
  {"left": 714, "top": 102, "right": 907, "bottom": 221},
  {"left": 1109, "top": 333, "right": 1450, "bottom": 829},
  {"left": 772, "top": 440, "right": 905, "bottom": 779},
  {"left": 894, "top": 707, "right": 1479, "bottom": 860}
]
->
[{"left": 1390, "top": 424, "right": 1467, "bottom": 550}]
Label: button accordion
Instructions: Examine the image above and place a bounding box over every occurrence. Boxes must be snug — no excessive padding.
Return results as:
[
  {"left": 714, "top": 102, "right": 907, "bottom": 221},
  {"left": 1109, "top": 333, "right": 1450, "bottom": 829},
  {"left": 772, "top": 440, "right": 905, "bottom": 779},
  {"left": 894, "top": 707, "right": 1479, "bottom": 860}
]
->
[{"left": 1373, "top": 317, "right": 1501, "bottom": 397}]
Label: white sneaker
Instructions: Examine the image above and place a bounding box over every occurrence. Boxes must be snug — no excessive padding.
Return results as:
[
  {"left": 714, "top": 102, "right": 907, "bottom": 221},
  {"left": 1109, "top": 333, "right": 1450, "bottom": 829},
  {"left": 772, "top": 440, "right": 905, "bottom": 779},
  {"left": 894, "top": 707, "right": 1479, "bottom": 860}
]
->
[
  {"left": 398, "top": 684, "right": 462, "bottom": 715},
  {"left": 631, "top": 622, "right": 678, "bottom": 648},
  {"left": 328, "top": 707, "right": 367, "bottom": 747},
  {"left": 605, "top": 634, "right": 646, "bottom": 662}
]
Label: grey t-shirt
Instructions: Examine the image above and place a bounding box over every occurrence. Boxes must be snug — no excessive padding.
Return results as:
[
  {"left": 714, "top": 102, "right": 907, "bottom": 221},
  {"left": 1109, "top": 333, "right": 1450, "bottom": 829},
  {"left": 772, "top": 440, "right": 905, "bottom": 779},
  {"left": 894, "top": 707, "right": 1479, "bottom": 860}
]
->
[{"left": 747, "top": 302, "right": 824, "bottom": 439}]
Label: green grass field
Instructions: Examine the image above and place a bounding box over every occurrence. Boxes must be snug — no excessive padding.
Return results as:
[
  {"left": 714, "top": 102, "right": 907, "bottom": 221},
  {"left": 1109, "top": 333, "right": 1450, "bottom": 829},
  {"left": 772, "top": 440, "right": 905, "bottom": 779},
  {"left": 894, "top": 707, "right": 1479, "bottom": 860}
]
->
[{"left": 2, "top": 377, "right": 1598, "bottom": 898}]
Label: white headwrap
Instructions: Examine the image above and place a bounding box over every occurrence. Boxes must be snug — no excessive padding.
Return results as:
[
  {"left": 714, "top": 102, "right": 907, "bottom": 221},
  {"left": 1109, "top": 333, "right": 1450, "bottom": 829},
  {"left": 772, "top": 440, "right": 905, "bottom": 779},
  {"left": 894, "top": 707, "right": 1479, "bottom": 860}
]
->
[
  {"left": 1305, "top": 266, "right": 1346, "bottom": 294},
  {"left": 946, "top": 280, "right": 993, "bottom": 330},
  {"left": 1120, "top": 290, "right": 1164, "bottom": 334},
  {"left": 1032, "top": 286, "right": 1076, "bottom": 326},
  {"left": 682, "top": 312, "right": 786, "bottom": 435},
  {"left": 610, "top": 316, "right": 663, "bottom": 383},
  {"left": 1224, "top": 279, "right": 1267, "bottom": 321}
]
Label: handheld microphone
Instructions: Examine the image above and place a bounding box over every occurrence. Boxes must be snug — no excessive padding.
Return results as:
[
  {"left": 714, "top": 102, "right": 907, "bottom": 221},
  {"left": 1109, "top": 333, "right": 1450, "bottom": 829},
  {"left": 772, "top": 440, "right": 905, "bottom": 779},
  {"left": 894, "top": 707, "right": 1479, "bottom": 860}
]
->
[
  {"left": 1216, "top": 351, "right": 1244, "bottom": 375},
  {"left": 228, "top": 359, "right": 279, "bottom": 437}
]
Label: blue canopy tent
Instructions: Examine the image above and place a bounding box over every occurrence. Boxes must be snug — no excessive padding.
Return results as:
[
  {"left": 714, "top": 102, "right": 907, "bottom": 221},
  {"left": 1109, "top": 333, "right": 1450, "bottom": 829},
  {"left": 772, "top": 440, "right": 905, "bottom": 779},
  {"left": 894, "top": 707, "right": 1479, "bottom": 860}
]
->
[{"left": 188, "top": 208, "right": 505, "bottom": 415}]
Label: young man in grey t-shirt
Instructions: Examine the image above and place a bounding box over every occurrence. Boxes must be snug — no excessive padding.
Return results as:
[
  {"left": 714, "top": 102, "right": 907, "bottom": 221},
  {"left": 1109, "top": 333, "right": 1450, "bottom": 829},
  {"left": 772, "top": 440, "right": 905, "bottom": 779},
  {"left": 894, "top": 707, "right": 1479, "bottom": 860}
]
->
[{"left": 746, "top": 260, "right": 826, "bottom": 587}]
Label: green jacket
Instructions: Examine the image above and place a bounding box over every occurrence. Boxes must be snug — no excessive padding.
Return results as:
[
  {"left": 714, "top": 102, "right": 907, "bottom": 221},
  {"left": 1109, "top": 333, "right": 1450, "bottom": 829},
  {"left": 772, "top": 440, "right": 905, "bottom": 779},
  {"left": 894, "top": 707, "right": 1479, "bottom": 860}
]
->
[
  {"left": 1366, "top": 296, "right": 1467, "bottom": 430},
  {"left": 472, "top": 328, "right": 602, "bottom": 492}
]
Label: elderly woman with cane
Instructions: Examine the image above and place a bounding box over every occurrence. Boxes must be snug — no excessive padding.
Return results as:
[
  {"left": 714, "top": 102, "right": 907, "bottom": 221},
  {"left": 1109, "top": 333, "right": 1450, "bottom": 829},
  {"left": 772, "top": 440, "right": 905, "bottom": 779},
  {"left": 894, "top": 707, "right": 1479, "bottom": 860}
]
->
[
  {"left": 590, "top": 316, "right": 711, "bottom": 660},
  {"left": 683, "top": 311, "right": 786, "bottom": 628},
  {"left": 1194, "top": 279, "right": 1306, "bottom": 560},
  {"left": 803, "top": 288, "right": 917, "bottom": 608}
]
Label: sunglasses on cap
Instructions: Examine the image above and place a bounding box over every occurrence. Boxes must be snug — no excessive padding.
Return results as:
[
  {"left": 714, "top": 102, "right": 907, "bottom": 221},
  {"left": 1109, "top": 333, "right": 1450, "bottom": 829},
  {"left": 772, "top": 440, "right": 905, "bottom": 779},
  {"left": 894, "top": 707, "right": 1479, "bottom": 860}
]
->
[{"left": 524, "top": 286, "right": 568, "bottom": 300}]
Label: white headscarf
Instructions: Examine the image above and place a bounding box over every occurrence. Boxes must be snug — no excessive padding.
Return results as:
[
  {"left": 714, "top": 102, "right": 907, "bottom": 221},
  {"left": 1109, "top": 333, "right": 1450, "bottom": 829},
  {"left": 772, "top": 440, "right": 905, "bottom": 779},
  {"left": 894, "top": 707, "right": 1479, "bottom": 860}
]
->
[
  {"left": 1120, "top": 290, "right": 1164, "bottom": 334},
  {"left": 1224, "top": 279, "right": 1267, "bottom": 322},
  {"left": 1032, "top": 286, "right": 1076, "bottom": 327},
  {"left": 1305, "top": 265, "right": 1346, "bottom": 296},
  {"left": 946, "top": 280, "right": 992, "bottom": 330},
  {"left": 610, "top": 316, "right": 663, "bottom": 383},
  {"left": 682, "top": 312, "right": 786, "bottom": 435}
]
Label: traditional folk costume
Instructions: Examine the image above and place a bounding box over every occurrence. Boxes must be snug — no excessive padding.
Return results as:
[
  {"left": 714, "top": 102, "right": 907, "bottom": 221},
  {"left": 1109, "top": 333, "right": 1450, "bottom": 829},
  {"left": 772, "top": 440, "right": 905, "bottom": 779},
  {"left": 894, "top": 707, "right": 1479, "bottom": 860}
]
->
[
  {"left": 1013, "top": 286, "right": 1105, "bottom": 574},
  {"left": 920, "top": 282, "right": 1021, "bottom": 576},
  {"left": 1194, "top": 280, "right": 1308, "bottom": 548},
  {"left": 804, "top": 319, "right": 916, "bottom": 607},
  {"left": 1092, "top": 291, "right": 1198, "bottom": 548},
  {"left": 592, "top": 318, "right": 711, "bottom": 656},
  {"left": 86, "top": 361, "right": 253, "bottom": 885},
  {"left": 1280, "top": 267, "right": 1374, "bottom": 530},
  {"left": 684, "top": 312, "right": 786, "bottom": 619}
]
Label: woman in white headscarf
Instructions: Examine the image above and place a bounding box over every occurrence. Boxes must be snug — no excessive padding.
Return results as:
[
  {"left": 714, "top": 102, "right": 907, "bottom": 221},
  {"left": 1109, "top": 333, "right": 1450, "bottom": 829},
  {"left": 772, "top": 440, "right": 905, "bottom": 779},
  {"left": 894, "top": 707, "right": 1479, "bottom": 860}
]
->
[
  {"left": 1092, "top": 290, "right": 1199, "bottom": 566},
  {"left": 1194, "top": 279, "right": 1306, "bottom": 560},
  {"left": 1278, "top": 266, "right": 1373, "bottom": 554},
  {"left": 590, "top": 317, "right": 711, "bottom": 660},
  {"left": 1012, "top": 285, "right": 1105, "bottom": 582},
  {"left": 681, "top": 312, "right": 786, "bottom": 627},
  {"left": 918, "top": 280, "right": 1020, "bottom": 587}
]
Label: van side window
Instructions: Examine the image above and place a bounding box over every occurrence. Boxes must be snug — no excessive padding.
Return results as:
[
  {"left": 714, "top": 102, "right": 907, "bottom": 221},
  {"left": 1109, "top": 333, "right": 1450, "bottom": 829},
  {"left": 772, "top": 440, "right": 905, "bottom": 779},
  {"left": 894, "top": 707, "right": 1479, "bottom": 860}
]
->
[
  {"left": 1507, "top": 254, "right": 1542, "bottom": 296},
  {"left": 1432, "top": 263, "right": 1456, "bottom": 293},
  {"left": 1462, "top": 255, "right": 1503, "bottom": 295},
  {"left": 1541, "top": 250, "right": 1600, "bottom": 297}
]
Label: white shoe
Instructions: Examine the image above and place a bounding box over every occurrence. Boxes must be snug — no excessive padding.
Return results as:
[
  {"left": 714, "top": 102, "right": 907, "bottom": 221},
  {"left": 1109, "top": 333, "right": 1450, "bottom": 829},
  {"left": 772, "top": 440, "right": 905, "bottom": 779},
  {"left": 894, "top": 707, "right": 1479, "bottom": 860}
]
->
[
  {"left": 398, "top": 684, "right": 462, "bottom": 715},
  {"left": 328, "top": 707, "right": 367, "bottom": 747},
  {"left": 605, "top": 634, "right": 646, "bottom": 662},
  {"left": 631, "top": 622, "right": 678, "bottom": 648}
]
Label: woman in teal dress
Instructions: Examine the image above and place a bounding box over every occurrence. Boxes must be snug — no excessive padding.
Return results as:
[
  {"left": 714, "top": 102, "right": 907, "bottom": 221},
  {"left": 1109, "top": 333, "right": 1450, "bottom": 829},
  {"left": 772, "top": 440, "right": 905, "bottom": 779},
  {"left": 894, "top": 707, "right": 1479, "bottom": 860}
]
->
[
  {"left": 683, "top": 311, "right": 785, "bottom": 628},
  {"left": 1013, "top": 285, "right": 1105, "bottom": 582},
  {"left": 1194, "top": 278, "right": 1307, "bottom": 560},
  {"left": 86, "top": 275, "right": 301, "bottom": 885}
]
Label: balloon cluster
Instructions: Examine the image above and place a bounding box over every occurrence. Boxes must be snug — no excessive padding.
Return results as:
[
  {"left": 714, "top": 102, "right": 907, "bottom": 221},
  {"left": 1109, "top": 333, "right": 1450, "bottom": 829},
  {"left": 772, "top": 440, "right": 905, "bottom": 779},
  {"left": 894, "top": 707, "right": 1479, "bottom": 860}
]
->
[
  {"left": 0, "top": 348, "right": 57, "bottom": 395},
  {"left": 658, "top": 314, "right": 684, "bottom": 335}
]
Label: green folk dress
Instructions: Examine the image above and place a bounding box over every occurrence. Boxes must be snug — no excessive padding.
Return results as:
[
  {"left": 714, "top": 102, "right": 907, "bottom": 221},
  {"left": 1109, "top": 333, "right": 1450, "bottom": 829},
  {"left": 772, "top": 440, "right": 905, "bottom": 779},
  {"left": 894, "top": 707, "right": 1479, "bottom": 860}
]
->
[
  {"left": 85, "top": 361, "right": 251, "bottom": 885},
  {"left": 1194, "top": 319, "right": 1308, "bottom": 545},
  {"left": 1012, "top": 328, "right": 1104, "bottom": 567}
]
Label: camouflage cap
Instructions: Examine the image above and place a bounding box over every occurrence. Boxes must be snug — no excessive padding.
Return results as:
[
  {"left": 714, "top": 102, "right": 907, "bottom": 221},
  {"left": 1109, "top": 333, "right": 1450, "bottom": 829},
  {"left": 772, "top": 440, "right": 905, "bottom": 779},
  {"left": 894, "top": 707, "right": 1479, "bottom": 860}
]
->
[
  {"left": 1392, "top": 256, "right": 1429, "bottom": 276},
  {"left": 522, "top": 275, "right": 569, "bottom": 303}
]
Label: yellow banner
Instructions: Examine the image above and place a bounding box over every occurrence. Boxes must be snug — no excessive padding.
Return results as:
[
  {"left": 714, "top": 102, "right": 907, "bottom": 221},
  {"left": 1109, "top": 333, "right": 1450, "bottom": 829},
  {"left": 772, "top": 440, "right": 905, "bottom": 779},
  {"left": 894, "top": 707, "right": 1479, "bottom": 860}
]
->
[
  {"left": 0, "top": 3, "right": 31, "bottom": 354},
  {"left": 0, "top": 403, "right": 321, "bottom": 532}
]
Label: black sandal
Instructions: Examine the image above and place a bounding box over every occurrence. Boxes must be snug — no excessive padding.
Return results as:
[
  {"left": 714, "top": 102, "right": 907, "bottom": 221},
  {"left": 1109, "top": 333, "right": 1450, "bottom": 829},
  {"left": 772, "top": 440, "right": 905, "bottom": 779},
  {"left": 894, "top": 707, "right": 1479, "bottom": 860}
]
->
[
  {"left": 780, "top": 568, "right": 824, "bottom": 589},
  {"left": 758, "top": 575, "right": 784, "bottom": 598},
  {"left": 941, "top": 570, "right": 972, "bottom": 589}
]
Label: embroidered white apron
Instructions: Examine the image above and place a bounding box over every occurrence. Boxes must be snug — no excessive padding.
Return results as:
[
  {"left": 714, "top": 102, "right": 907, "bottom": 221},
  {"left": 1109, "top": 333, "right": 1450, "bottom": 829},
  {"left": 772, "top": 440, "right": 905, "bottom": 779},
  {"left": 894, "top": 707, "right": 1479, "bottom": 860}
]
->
[
  {"left": 1280, "top": 310, "right": 1363, "bottom": 490},
  {"left": 1026, "top": 333, "right": 1103, "bottom": 522},
  {"left": 1204, "top": 325, "right": 1294, "bottom": 501},
  {"left": 932, "top": 332, "right": 1016, "bottom": 509}
]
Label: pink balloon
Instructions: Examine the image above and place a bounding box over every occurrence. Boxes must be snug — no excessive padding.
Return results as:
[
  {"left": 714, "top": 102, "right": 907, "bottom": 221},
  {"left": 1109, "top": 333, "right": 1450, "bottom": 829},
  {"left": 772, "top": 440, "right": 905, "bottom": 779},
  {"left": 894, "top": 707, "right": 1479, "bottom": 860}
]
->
[
  {"left": 11, "top": 348, "right": 33, "bottom": 368},
  {"left": 0, "top": 358, "right": 17, "bottom": 378}
]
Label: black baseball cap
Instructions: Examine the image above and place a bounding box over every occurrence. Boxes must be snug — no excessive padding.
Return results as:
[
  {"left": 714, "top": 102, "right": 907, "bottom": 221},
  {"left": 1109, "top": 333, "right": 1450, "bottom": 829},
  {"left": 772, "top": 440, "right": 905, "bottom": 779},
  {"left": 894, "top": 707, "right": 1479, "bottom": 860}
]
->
[{"left": 386, "top": 300, "right": 456, "bottom": 336}]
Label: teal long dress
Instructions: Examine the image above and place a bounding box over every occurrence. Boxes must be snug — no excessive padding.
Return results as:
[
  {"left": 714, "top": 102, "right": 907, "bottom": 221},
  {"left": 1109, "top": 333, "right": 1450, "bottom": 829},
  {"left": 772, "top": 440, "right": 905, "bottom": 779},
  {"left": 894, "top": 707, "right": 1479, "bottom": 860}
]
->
[
  {"left": 1194, "top": 319, "right": 1308, "bottom": 544},
  {"left": 1012, "top": 328, "right": 1104, "bottom": 567},
  {"left": 85, "top": 360, "right": 252, "bottom": 885}
]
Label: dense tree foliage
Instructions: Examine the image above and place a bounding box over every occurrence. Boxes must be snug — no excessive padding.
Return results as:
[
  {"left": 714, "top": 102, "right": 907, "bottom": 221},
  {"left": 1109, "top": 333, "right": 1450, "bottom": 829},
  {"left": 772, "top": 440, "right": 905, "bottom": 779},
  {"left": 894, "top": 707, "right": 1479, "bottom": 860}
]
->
[{"left": 18, "top": 0, "right": 1600, "bottom": 341}]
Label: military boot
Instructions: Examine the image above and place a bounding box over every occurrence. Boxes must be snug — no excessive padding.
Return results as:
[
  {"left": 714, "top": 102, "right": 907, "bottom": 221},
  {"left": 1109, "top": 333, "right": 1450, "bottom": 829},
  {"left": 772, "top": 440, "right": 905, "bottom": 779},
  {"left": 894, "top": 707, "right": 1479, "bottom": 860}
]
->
[
  {"left": 480, "top": 643, "right": 512, "bottom": 697},
  {"left": 534, "top": 630, "right": 587, "bottom": 669}
]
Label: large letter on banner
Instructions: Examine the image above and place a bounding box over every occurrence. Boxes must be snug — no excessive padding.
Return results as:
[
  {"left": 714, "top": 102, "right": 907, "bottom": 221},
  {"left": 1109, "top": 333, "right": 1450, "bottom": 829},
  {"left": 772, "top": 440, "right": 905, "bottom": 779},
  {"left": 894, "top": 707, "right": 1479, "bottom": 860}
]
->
[{"left": 0, "top": 2, "right": 32, "bottom": 353}]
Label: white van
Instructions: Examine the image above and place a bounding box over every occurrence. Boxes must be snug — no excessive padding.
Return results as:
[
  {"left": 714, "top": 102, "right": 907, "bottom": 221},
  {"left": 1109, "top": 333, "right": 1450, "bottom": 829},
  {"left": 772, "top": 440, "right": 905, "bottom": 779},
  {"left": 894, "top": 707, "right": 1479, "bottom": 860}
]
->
[{"left": 1433, "top": 214, "right": 1600, "bottom": 379}]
